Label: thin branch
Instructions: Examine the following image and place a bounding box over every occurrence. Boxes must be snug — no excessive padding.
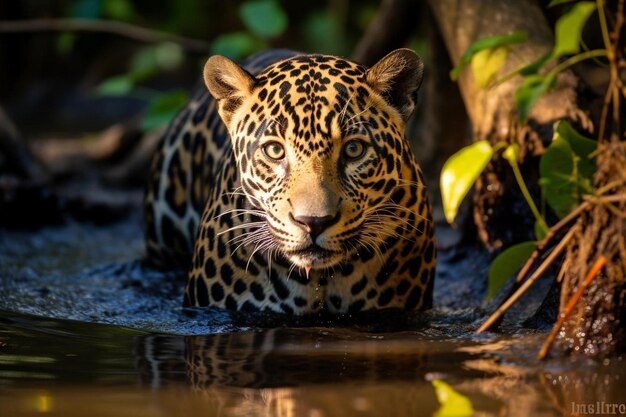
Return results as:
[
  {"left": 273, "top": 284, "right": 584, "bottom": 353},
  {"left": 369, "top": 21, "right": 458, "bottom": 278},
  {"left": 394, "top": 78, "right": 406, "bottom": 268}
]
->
[
  {"left": 515, "top": 201, "right": 590, "bottom": 284},
  {"left": 476, "top": 226, "right": 577, "bottom": 333},
  {"left": 0, "top": 18, "right": 210, "bottom": 53},
  {"left": 537, "top": 255, "right": 607, "bottom": 359}
]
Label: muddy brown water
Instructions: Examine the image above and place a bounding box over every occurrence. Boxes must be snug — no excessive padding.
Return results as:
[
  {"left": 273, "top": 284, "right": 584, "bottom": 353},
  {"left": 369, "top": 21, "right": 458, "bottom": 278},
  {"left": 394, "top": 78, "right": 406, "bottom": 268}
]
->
[{"left": 0, "top": 213, "right": 624, "bottom": 416}]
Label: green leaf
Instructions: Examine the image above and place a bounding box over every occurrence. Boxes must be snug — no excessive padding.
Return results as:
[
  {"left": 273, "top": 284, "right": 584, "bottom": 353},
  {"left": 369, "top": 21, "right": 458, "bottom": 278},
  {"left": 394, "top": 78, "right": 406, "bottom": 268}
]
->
[
  {"left": 539, "top": 121, "right": 597, "bottom": 217},
  {"left": 95, "top": 75, "right": 133, "bottom": 96},
  {"left": 130, "top": 43, "right": 184, "bottom": 82},
  {"left": 432, "top": 380, "right": 474, "bottom": 417},
  {"left": 211, "top": 32, "right": 265, "bottom": 59},
  {"left": 302, "top": 11, "right": 349, "bottom": 55},
  {"left": 141, "top": 90, "right": 189, "bottom": 131},
  {"left": 540, "top": 136, "right": 578, "bottom": 217},
  {"left": 549, "top": 0, "right": 577, "bottom": 6},
  {"left": 553, "top": 2, "right": 596, "bottom": 58},
  {"left": 514, "top": 73, "right": 556, "bottom": 121},
  {"left": 56, "top": 32, "right": 76, "bottom": 55},
  {"left": 102, "top": 0, "right": 135, "bottom": 21},
  {"left": 70, "top": 0, "right": 101, "bottom": 19},
  {"left": 555, "top": 120, "right": 596, "bottom": 180},
  {"left": 240, "top": 0, "right": 288, "bottom": 40},
  {"left": 488, "top": 241, "right": 536, "bottom": 300},
  {"left": 450, "top": 32, "right": 528, "bottom": 81},
  {"left": 441, "top": 141, "right": 494, "bottom": 224},
  {"left": 519, "top": 52, "right": 552, "bottom": 76},
  {"left": 471, "top": 47, "right": 508, "bottom": 88}
]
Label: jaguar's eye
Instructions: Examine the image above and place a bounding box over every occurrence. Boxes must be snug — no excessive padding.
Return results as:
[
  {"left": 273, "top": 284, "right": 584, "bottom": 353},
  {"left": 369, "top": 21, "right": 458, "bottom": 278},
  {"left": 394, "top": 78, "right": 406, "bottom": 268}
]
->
[
  {"left": 343, "top": 140, "right": 367, "bottom": 161},
  {"left": 262, "top": 141, "right": 285, "bottom": 160}
]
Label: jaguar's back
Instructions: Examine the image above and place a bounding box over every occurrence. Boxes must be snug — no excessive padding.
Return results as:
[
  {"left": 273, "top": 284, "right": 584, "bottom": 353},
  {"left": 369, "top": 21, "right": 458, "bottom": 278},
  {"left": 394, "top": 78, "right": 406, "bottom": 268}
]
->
[{"left": 144, "top": 49, "right": 436, "bottom": 314}]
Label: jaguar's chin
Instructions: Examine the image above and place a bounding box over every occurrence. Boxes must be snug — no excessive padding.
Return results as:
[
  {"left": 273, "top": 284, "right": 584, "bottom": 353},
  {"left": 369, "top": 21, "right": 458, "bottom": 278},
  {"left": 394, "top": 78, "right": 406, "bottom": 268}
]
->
[{"left": 285, "top": 244, "right": 345, "bottom": 270}]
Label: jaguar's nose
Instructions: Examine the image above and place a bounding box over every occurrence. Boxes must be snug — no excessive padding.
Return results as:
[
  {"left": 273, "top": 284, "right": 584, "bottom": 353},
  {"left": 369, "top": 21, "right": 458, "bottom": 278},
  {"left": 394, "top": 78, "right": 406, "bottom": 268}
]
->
[{"left": 291, "top": 213, "right": 339, "bottom": 240}]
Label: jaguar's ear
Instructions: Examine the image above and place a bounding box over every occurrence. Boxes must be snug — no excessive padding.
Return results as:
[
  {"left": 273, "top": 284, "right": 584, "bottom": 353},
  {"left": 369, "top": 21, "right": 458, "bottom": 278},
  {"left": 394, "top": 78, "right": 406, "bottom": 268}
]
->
[
  {"left": 366, "top": 49, "right": 424, "bottom": 122},
  {"left": 203, "top": 55, "right": 256, "bottom": 126}
]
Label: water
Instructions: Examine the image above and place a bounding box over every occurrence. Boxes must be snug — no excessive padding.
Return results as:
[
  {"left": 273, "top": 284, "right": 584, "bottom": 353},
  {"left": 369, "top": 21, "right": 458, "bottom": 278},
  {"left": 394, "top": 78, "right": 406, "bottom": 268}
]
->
[{"left": 0, "top": 214, "right": 624, "bottom": 416}]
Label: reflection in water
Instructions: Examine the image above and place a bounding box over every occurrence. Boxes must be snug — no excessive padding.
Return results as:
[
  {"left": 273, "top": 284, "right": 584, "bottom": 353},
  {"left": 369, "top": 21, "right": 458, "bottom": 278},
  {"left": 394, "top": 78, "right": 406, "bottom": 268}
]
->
[{"left": 1, "top": 312, "right": 625, "bottom": 417}]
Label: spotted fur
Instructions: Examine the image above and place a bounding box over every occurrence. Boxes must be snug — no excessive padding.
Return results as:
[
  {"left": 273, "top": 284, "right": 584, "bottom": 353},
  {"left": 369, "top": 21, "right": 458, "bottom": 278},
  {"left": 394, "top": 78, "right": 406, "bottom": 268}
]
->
[{"left": 145, "top": 49, "right": 436, "bottom": 314}]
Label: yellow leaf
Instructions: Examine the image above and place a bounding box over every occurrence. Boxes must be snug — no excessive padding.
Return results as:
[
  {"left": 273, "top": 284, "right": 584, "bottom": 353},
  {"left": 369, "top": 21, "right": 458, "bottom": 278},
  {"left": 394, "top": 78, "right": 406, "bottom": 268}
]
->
[
  {"left": 471, "top": 47, "right": 508, "bottom": 88},
  {"left": 441, "top": 140, "right": 493, "bottom": 224},
  {"left": 432, "top": 379, "right": 475, "bottom": 417}
]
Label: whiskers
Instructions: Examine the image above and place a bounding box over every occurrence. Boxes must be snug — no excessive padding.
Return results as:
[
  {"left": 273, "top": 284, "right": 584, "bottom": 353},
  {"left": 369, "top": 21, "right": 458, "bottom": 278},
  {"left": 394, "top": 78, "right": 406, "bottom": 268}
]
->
[{"left": 214, "top": 188, "right": 278, "bottom": 274}]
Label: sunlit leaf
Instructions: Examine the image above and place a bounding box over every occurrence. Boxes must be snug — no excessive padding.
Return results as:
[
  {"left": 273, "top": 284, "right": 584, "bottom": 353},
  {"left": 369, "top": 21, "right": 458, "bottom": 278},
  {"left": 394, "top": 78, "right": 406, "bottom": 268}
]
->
[
  {"left": 471, "top": 47, "right": 508, "bottom": 88},
  {"left": 502, "top": 143, "right": 519, "bottom": 166},
  {"left": 95, "top": 75, "right": 133, "bottom": 96},
  {"left": 514, "top": 73, "right": 556, "bottom": 120},
  {"left": 488, "top": 241, "right": 536, "bottom": 300},
  {"left": 240, "top": 0, "right": 288, "bottom": 40},
  {"left": 141, "top": 90, "right": 189, "bottom": 131},
  {"left": 432, "top": 380, "right": 474, "bottom": 417},
  {"left": 441, "top": 140, "right": 493, "bottom": 224},
  {"left": 553, "top": 2, "right": 596, "bottom": 57},
  {"left": 450, "top": 32, "right": 528, "bottom": 81},
  {"left": 211, "top": 32, "right": 265, "bottom": 59}
]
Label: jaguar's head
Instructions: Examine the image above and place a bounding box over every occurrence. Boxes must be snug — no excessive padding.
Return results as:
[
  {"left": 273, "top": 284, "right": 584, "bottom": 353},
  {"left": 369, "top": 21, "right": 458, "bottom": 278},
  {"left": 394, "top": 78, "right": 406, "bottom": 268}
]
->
[{"left": 204, "top": 49, "right": 424, "bottom": 273}]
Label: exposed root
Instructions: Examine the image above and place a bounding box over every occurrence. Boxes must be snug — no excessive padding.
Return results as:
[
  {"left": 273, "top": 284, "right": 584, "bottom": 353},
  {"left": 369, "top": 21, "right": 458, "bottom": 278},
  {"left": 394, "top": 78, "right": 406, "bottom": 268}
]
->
[{"left": 537, "top": 255, "right": 606, "bottom": 359}]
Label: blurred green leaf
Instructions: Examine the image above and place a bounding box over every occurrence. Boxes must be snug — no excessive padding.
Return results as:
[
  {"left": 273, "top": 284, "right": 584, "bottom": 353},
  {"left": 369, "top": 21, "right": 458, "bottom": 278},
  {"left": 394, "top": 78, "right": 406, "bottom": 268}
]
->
[
  {"left": 487, "top": 241, "right": 536, "bottom": 300},
  {"left": 95, "top": 75, "right": 134, "bottom": 96},
  {"left": 549, "top": 0, "right": 577, "bottom": 6},
  {"left": 471, "top": 46, "right": 508, "bottom": 88},
  {"left": 441, "top": 140, "right": 493, "bottom": 224},
  {"left": 102, "top": 0, "right": 135, "bottom": 21},
  {"left": 71, "top": 0, "right": 101, "bottom": 18},
  {"left": 56, "top": 32, "right": 76, "bottom": 55},
  {"left": 211, "top": 32, "right": 265, "bottom": 59},
  {"left": 130, "top": 43, "right": 184, "bottom": 81},
  {"left": 240, "top": 0, "right": 288, "bottom": 40},
  {"left": 432, "top": 380, "right": 474, "bottom": 417},
  {"left": 450, "top": 32, "right": 528, "bottom": 81},
  {"left": 519, "top": 52, "right": 552, "bottom": 76},
  {"left": 514, "top": 73, "right": 556, "bottom": 120},
  {"left": 553, "top": 2, "right": 596, "bottom": 57},
  {"left": 303, "top": 11, "right": 349, "bottom": 55},
  {"left": 142, "top": 90, "right": 189, "bottom": 131}
]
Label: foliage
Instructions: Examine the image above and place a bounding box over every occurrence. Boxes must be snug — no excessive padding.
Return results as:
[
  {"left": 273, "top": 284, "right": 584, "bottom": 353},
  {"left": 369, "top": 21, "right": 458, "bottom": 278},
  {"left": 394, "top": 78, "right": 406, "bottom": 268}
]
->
[
  {"left": 440, "top": 141, "right": 494, "bottom": 224},
  {"left": 212, "top": 0, "right": 288, "bottom": 59},
  {"left": 441, "top": 122, "right": 597, "bottom": 299},
  {"left": 487, "top": 241, "right": 535, "bottom": 300},
  {"left": 441, "top": 0, "right": 608, "bottom": 300}
]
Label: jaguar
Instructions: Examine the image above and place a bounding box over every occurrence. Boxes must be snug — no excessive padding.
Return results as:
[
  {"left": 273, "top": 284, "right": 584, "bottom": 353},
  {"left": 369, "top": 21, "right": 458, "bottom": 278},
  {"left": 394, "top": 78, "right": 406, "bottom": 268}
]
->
[{"left": 144, "top": 48, "right": 436, "bottom": 314}]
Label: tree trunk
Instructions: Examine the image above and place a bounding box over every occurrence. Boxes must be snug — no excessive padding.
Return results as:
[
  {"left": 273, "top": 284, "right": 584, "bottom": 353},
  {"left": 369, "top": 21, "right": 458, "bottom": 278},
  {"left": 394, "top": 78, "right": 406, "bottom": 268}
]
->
[{"left": 427, "top": 0, "right": 591, "bottom": 249}]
